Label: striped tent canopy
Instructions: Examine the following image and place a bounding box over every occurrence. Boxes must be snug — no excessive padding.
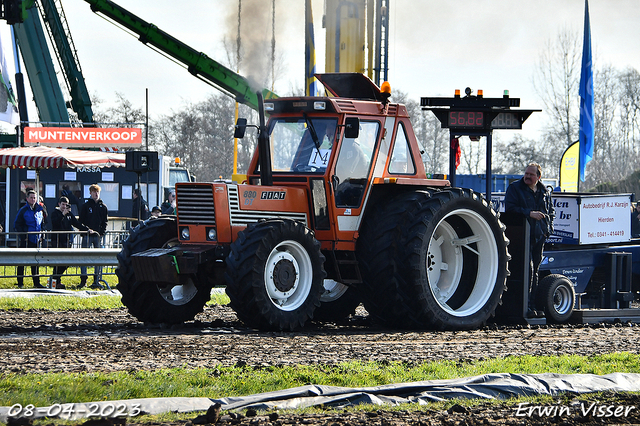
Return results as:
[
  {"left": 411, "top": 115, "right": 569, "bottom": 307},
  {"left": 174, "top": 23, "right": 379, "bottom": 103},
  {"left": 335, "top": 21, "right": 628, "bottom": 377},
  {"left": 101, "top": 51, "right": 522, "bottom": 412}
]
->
[{"left": 0, "top": 146, "right": 126, "bottom": 169}]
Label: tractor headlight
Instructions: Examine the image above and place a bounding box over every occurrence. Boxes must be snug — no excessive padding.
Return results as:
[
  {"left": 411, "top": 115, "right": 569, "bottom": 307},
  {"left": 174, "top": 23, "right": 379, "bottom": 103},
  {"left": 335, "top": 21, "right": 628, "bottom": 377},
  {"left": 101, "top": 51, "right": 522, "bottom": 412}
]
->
[
  {"left": 180, "top": 227, "right": 190, "bottom": 240},
  {"left": 207, "top": 227, "right": 217, "bottom": 241}
]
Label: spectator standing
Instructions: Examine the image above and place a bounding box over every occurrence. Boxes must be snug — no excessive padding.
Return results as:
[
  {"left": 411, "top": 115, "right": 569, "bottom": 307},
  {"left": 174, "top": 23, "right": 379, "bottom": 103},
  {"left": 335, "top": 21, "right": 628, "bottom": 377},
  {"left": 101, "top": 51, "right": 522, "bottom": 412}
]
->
[
  {"left": 61, "top": 184, "right": 82, "bottom": 216},
  {"left": 161, "top": 189, "right": 176, "bottom": 215},
  {"left": 505, "top": 163, "right": 555, "bottom": 318},
  {"left": 14, "top": 189, "right": 45, "bottom": 288},
  {"left": 131, "top": 188, "right": 150, "bottom": 227},
  {"left": 50, "top": 196, "right": 90, "bottom": 289},
  {"left": 79, "top": 184, "right": 108, "bottom": 288}
]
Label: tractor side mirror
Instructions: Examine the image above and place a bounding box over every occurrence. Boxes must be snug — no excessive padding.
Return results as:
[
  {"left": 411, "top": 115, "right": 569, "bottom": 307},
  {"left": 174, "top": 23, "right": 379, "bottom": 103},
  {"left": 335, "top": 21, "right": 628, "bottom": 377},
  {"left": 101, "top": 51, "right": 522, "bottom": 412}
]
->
[
  {"left": 234, "top": 118, "right": 247, "bottom": 139},
  {"left": 344, "top": 117, "right": 360, "bottom": 139}
]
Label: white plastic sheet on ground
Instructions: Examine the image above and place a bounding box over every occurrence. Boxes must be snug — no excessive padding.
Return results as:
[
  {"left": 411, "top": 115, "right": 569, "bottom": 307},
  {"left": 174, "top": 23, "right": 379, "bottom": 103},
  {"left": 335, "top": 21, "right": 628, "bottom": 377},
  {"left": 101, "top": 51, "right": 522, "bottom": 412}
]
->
[
  {"left": 0, "top": 288, "right": 120, "bottom": 298},
  {"left": 1, "top": 372, "right": 640, "bottom": 422}
]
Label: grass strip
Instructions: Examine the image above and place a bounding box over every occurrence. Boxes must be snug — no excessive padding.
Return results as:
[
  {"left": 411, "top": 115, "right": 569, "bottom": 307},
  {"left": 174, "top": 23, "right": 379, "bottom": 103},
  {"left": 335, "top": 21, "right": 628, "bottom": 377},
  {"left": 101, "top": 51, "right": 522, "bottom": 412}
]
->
[
  {"left": 0, "top": 292, "right": 230, "bottom": 310},
  {"left": 0, "top": 266, "right": 118, "bottom": 290},
  {"left": 1, "top": 353, "right": 639, "bottom": 408}
]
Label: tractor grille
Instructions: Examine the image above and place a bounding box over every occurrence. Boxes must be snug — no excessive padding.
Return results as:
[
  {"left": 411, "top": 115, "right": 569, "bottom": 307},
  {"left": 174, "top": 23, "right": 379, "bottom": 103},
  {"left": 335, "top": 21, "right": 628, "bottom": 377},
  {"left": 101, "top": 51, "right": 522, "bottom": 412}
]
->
[
  {"left": 227, "top": 185, "right": 308, "bottom": 226},
  {"left": 176, "top": 184, "right": 216, "bottom": 225}
]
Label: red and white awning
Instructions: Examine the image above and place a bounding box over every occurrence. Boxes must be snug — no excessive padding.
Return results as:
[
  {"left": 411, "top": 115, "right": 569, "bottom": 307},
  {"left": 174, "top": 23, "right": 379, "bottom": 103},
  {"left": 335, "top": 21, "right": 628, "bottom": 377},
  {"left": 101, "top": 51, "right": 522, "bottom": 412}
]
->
[{"left": 0, "top": 146, "right": 126, "bottom": 169}]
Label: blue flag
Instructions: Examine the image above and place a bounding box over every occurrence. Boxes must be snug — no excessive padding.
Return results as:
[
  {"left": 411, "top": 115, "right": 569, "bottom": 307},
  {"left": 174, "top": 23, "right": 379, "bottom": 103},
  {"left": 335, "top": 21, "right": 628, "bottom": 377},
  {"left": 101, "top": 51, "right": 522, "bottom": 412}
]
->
[
  {"left": 579, "top": 0, "right": 594, "bottom": 182},
  {"left": 305, "top": 0, "right": 319, "bottom": 97}
]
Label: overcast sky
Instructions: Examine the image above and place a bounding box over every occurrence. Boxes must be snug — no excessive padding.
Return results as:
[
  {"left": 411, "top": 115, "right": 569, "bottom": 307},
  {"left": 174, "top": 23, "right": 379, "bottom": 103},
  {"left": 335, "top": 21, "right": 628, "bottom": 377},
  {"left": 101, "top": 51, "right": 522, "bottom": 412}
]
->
[{"left": 4, "top": 0, "right": 640, "bottom": 140}]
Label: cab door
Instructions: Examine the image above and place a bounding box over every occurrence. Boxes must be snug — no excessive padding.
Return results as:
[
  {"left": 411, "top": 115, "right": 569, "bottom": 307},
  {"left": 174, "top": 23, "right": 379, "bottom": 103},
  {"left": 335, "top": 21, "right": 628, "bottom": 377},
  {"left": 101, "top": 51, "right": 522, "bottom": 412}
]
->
[{"left": 329, "top": 119, "right": 382, "bottom": 242}]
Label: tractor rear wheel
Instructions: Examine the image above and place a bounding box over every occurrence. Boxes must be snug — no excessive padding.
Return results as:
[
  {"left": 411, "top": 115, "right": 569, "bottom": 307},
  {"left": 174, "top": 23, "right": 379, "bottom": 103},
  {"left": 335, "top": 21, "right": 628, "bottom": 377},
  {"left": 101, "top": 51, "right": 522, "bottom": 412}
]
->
[
  {"left": 116, "top": 217, "right": 213, "bottom": 325},
  {"left": 356, "top": 191, "right": 423, "bottom": 326},
  {"left": 537, "top": 274, "right": 575, "bottom": 323},
  {"left": 225, "top": 219, "right": 326, "bottom": 331},
  {"left": 358, "top": 189, "right": 510, "bottom": 330},
  {"left": 402, "top": 189, "right": 510, "bottom": 329}
]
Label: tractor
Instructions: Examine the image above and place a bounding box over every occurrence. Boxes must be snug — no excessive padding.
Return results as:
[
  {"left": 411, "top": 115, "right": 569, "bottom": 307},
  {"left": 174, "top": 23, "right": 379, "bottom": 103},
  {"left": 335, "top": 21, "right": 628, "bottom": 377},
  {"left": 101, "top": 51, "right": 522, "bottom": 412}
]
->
[{"left": 116, "top": 73, "right": 510, "bottom": 330}]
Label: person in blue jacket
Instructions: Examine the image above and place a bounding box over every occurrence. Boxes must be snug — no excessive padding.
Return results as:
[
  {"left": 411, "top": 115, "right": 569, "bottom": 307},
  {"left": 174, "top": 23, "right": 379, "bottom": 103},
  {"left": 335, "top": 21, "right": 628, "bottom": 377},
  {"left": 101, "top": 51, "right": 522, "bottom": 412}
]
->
[
  {"left": 14, "top": 189, "right": 45, "bottom": 288},
  {"left": 505, "top": 163, "right": 555, "bottom": 318}
]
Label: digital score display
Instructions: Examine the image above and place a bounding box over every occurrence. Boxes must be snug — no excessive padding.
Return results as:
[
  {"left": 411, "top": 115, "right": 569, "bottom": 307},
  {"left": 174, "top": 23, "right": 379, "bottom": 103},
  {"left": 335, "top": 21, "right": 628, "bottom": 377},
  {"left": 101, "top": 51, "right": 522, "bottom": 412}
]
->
[
  {"left": 491, "top": 112, "right": 522, "bottom": 129},
  {"left": 448, "top": 111, "right": 484, "bottom": 128}
]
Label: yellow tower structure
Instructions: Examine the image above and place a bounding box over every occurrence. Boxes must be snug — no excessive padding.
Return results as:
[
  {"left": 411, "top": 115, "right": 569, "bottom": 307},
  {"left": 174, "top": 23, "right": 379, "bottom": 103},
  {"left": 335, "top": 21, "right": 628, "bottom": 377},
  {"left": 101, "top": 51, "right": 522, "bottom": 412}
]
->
[{"left": 324, "top": 0, "right": 366, "bottom": 74}]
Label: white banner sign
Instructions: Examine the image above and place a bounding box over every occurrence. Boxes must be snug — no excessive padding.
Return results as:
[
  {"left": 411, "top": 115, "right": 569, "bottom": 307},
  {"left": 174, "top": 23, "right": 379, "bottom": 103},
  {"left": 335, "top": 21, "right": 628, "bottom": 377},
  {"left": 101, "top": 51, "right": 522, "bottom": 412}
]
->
[
  {"left": 579, "top": 195, "right": 631, "bottom": 244},
  {"left": 492, "top": 193, "right": 631, "bottom": 245}
]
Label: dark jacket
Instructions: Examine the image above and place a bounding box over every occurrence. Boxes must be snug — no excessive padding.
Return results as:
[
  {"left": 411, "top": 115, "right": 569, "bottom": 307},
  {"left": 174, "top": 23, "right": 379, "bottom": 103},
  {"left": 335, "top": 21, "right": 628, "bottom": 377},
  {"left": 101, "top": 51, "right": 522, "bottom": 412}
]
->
[
  {"left": 51, "top": 207, "right": 88, "bottom": 248},
  {"left": 79, "top": 198, "right": 109, "bottom": 236},
  {"left": 505, "top": 178, "right": 555, "bottom": 245},
  {"left": 61, "top": 188, "right": 82, "bottom": 215},
  {"left": 14, "top": 203, "right": 45, "bottom": 245},
  {"left": 161, "top": 200, "right": 175, "bottom": 215},
  {"left": 132, "top": 196, "right": 150, "bottom": 223}
]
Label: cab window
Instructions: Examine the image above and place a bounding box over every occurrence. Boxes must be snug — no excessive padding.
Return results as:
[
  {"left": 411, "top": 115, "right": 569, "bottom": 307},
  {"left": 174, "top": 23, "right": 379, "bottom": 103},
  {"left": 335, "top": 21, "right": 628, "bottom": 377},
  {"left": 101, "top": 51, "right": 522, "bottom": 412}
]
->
[
  {"left": 268, "top": 117, "right": 338, "bottom": 173},
  {"left": 333, "top": 120, "right": 380, "bottom": 207},
  {"left": 388, "top": 122, "right": 415, "bottom": 175}
]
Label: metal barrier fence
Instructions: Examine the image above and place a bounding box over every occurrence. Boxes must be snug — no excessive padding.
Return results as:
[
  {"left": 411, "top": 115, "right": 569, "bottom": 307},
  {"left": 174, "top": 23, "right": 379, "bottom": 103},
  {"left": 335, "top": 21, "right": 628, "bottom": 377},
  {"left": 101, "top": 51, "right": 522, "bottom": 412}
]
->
[
  {"left": 0, "top": 230, "right": 126, "bottom": 289},
  {"left": 0, "top": 230, "right": 129, "bottom": 249}
]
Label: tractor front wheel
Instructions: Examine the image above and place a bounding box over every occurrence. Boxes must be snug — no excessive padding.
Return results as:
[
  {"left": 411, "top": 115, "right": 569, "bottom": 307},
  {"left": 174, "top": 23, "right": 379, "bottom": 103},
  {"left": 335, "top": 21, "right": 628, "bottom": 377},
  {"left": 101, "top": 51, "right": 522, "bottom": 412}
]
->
[
  {"left": 225, "top": 219, "right": 326, "bottom": 330},
  {"left": 116, "top": 217, "right": 213, "bottom": 325}
]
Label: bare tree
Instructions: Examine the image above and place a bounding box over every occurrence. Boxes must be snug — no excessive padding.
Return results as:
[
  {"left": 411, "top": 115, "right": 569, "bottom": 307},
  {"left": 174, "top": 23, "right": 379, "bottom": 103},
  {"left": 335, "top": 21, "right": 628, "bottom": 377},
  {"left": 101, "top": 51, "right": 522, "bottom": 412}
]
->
[
  {"left": 582, "top": 65, "right": 622, "bottom": 187},
  {"left": 493, "top": 134, "right": 540, "bottom": 175},
  {"left": 533, "top": 28, "right": 582, "bottom": 150},
  {"left": 93, "top": 92, "right": 145, "bottom": 126},
  {"left": 395, "top": 91, "right": 449, "bottom": 175},
  {"left": 421, "top": 113, "right": 449, "bottom": 175},
  {"left": 617, "top": 68, "right": 640, "bottom": 162}
]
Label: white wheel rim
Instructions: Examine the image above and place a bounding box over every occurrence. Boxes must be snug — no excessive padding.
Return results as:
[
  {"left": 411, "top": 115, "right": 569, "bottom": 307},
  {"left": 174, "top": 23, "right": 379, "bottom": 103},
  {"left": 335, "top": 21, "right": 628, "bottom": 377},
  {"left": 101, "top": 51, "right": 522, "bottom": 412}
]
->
[
  {"left": 264, "top": 240, "right": 313, "bottom": 311},
  {"left": 157, "top": 279, "right": 199, "bottom": 306},
  {"left": 155, "top": 237, "right": 199, "bottom": 306},
  {"left": 553, "top": 284, "right": 573, "bottom": 315},
  {"left": 320, "top": 279, "right": 349, "bottom": 302},
  {"left": 427, "top": 208, "right": 499, "bottom": 317}
]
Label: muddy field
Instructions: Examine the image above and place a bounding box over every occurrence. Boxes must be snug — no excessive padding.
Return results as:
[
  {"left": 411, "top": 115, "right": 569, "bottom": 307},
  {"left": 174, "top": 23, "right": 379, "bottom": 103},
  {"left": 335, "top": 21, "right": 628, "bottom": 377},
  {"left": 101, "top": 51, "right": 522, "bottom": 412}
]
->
[{"left": 2, "top": 304, "right": 640, "bottom": 425}]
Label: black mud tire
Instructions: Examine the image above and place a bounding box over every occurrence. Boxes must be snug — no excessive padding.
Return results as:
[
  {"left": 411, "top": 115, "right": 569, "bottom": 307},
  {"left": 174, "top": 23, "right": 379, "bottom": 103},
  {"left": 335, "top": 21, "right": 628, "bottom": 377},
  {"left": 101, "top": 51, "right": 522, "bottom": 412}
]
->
[
  {"left": 399, "top": 188, "right": 510, "bottom": 330},
  {"left": 358, "top": 189, "right": 510, "bottom": 330},
  {"left": 116, "top": 217, "right": 213, "bottom": 325},
  {"left": 537, "top": 274, "right": 575, "bottom": 323},
  {"left": 356, "top": 191, "right": 426, "bottom": 327},
  {"left": 313, "top": 280, "right": 361, "bottom": 322},
  {"left": 225, "top": 219, "right": 326, "bottom": 331}
]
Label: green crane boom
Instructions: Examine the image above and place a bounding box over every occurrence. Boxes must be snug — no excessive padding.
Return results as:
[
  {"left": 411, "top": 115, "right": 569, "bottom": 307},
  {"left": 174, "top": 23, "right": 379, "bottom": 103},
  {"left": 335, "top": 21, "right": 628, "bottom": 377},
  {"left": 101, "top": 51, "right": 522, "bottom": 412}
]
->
[{"left": 84, "top": 0, "right": 278, "bottom": 111}]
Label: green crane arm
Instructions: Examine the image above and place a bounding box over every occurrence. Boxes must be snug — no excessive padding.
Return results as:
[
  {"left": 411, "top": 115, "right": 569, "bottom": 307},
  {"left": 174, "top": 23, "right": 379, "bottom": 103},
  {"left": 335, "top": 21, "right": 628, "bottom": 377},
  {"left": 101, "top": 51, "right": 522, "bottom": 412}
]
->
[
  {"left": 84, "top": 0, "right": 278, "bottom": 111},
  {"left": 12, "top": 1, "right": 71, "bottom": 124},
  {"left": 4, "top": 0, "right": 94, "bottom": 125},
  {"left": 40, "top": 0, "right": 94, "bottom": 124}
]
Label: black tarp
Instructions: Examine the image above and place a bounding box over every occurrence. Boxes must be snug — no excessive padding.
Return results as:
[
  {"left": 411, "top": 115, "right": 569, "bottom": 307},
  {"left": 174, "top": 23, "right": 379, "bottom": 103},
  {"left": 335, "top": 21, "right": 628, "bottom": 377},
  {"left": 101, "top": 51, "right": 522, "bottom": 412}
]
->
[{"left": 2, "top": 372, "right": 640, "bottom": 421}]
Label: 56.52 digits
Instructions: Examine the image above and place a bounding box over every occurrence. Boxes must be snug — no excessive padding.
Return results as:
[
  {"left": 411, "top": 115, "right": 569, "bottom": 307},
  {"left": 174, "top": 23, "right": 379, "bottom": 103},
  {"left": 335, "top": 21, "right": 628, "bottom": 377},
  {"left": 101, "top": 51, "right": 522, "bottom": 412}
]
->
[{"left": 8, "top": 403, "right": 142, "bottom": 418}]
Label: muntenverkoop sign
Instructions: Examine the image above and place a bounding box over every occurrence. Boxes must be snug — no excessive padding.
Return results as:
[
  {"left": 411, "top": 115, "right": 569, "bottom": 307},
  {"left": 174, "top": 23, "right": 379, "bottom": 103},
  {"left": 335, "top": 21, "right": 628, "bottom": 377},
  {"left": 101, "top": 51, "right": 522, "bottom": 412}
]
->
[{"left": 24, "top": 127, "right": 142, "bottom": 148}]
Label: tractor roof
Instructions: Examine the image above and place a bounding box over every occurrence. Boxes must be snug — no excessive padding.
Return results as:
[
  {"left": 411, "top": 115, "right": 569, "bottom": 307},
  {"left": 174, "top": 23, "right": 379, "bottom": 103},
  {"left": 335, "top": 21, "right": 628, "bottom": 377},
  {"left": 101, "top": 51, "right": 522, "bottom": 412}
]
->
[{"left": 315, "top": 73, "right": 385, "bottom": 102}]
